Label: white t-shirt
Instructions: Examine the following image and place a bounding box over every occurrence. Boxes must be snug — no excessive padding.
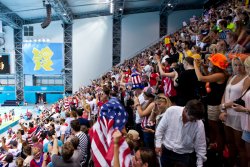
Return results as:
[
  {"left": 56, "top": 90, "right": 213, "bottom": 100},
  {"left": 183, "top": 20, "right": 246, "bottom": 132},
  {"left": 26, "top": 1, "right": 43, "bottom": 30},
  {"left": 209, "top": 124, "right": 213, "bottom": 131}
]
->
[
  {"left": 60, "top": 125, "right": 67, "bottom": 135},
  {"left": 135, "top": 93, "right": 147, "bottom": 124},
  {"left": 51, "top": 113, "right": 60, "bottom": 119},
  {"left": 143, "top": 65, "right": 152, "bottom": 77},
  {"left": 8, "top": 148, "right": 20, "bottom": 157},
  {"left": 43, "top": 138, "right": 49, "bottom": 146},
  {"left": 87, "top": 99, "right": 97, "bottom": 119},
  {"left": 161, "top": 55, "right": 170, "bottom": 63},
  {"left": 55, "top": 124, "right": 61, "bottom": 137}
]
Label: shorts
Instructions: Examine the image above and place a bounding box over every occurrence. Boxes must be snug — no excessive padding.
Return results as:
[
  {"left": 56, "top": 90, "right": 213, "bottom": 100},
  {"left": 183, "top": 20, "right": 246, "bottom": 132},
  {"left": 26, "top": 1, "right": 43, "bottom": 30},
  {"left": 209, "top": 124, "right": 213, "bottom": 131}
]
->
[
  {"left": 242, "top": 131, "right": 250, "bottom": 143},
  {"left": 207, "top": 105, "right": 221, "bottom": 121}
]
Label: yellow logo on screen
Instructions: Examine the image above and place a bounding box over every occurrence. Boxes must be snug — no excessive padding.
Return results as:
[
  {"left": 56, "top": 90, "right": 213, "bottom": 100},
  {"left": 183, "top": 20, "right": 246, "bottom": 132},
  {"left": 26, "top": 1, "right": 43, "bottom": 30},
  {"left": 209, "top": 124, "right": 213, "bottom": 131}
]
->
[{"left": 32, "top": 46, "right": 54, "bottom": 71}]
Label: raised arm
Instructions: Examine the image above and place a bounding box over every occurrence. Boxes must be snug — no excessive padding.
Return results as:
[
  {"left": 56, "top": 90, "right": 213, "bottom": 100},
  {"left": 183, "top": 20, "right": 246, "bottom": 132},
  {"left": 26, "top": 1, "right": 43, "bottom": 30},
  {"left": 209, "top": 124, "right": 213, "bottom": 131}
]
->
[
  {"left": 134, "top": 97, "right": 155, "bottom": 117},
  {"left": 52, "top": 136, "right": 58, "bottom": 155},
  {"left": 156, "top": 58, "right": 175, "bottom": 78},
  {"left": 113, "top": 130, "right": 122, "bottom": 167},
  {"left": 194, "top": 59, "right": 225, "bottom": 83}
]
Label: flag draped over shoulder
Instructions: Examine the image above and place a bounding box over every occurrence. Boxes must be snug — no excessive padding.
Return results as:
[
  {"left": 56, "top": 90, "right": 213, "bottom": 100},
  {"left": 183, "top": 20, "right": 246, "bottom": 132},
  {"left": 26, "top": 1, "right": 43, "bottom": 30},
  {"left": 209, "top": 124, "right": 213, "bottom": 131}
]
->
[
  {"left": 89, "top": 97, "right": 131, "bottom": 167},
  {"left": 27, "top": 126, "right": 42, "bottom": 145}
]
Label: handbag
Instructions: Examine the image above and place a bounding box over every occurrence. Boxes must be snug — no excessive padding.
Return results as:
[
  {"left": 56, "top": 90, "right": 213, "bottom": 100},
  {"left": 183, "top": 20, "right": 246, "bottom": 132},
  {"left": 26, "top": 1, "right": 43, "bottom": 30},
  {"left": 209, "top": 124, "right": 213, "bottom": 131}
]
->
[{"left": 233, "top": 87, "right": 250, "bottom": 107}]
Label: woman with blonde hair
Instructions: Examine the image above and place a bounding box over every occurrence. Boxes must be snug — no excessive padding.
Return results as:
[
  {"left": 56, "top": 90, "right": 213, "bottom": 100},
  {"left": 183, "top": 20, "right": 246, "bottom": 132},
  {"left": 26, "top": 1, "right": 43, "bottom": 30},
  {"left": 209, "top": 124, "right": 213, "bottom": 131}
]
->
[
  {"left": 141, "top": 94, "right": 172, "bottom": 136},
  {"left": 133, "top": 86, "right": 156, "bottom": 148},
  {"left": 16, "top": 157, "right": 24, "bottom": 167},
  {"left": 219, "top": 55, "right": 248, "bottom": 167},
  {"left": 231, "top": 56, "right": 250, "bottom": 167}
]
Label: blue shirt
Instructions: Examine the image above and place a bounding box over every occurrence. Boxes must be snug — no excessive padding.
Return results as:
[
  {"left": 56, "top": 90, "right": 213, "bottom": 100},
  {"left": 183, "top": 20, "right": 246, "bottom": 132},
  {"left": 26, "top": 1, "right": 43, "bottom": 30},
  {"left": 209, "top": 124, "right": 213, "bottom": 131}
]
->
[{"left": 43, "top": 140, "right": 63, "bottom": 153}]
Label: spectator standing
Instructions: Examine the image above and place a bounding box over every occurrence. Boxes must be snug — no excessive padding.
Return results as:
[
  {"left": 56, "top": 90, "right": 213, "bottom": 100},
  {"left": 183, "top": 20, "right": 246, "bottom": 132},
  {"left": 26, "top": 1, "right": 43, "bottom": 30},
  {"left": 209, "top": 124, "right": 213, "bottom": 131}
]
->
[{"left": 155, "top": 99, "right": 207, "bottom": 167}]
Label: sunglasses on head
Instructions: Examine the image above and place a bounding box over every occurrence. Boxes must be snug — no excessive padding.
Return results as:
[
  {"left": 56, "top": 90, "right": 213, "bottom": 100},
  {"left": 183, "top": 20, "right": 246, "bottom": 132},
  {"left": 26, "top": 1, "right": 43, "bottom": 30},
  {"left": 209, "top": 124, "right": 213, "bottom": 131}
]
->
[{"left": 154, "top": 96, "right": 167, "bottom": 101}]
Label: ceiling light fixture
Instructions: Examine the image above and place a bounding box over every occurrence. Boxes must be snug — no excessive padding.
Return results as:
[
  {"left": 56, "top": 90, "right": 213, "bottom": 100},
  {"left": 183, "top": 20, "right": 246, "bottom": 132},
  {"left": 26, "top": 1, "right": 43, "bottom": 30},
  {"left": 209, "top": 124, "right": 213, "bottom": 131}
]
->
[{"left": 168, "top": 3, "right": 171, "bottom": 6}]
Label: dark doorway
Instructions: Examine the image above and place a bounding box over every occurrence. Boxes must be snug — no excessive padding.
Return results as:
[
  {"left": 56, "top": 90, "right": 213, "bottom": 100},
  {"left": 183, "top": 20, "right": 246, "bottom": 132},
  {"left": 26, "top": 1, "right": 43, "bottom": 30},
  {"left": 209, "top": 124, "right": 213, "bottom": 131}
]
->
[{"left": 36, "top": 93, "right": 46, "bottom": 104}]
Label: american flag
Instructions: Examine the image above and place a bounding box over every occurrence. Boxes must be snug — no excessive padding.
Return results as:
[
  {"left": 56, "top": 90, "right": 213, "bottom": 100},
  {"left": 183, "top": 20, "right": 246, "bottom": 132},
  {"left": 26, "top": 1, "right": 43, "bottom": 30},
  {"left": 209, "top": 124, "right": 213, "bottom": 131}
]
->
[
  {"left": 27, "top": 126, "right": 42, "bottom": 146},
  {"left": 64, "top": 98, "right": 70, "bottom": 110},
  {"left": 131, "top": 69, "right": 143, "bottom": 89},
  {"left": 0, "top": 153, "right": 6, "bottom": 161},
  {"left": 89, "top": 97, "right": 131, "bottom": 167},
  {"left": 163, "top": 77, "right": 176, "bottom": 97}
]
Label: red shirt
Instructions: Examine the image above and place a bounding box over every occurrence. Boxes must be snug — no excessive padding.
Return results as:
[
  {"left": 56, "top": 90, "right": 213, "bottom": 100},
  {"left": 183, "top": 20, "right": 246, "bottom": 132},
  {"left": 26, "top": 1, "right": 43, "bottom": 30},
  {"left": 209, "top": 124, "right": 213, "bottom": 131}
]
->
[
  {"left": 97, "top": 100, "right": 108, "bottom": 116},
  {"left": 30, "top": 154, "right": 43, "bottom": 167},
  {"left": 149, "top": 73, "right": 159, "bottom": 87},
  {"left": 28, "top": 127, "right": 37, "bottom": 134},
  {"left": 124, "top": 72, "right": 130, "bottom": 83}
]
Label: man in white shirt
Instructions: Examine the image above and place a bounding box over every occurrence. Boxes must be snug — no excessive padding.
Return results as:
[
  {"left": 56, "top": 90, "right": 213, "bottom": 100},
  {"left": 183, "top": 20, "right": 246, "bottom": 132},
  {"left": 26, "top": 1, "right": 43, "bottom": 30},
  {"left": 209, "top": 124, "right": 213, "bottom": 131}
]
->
[{"left": 155, "top": 99, "right": 207, "bottom": 167}]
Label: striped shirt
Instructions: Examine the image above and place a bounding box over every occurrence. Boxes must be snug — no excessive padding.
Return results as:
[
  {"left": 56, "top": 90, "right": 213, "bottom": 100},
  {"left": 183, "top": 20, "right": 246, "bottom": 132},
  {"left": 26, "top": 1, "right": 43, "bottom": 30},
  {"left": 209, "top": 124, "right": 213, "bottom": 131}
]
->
[
  {"left": 75, "top": 131, "right": 89, "bottom": 164},
  {"left": 155, "top": 106, "right": 207, "bottom": 167}
]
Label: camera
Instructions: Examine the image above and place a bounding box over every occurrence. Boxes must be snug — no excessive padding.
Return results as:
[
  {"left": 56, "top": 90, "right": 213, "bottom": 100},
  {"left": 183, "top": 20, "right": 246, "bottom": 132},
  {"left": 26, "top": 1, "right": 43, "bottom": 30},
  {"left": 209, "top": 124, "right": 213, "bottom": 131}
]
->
[{"left": 20, "top": 129, "right": 24, "bottom": 135}]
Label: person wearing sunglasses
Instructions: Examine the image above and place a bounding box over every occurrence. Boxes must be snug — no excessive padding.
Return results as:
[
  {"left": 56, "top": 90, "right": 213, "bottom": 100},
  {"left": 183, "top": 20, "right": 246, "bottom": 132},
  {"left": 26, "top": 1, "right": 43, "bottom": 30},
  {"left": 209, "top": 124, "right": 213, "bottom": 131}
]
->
[{"left": 143, "top": 94, "right": 172, "bottom": 135}]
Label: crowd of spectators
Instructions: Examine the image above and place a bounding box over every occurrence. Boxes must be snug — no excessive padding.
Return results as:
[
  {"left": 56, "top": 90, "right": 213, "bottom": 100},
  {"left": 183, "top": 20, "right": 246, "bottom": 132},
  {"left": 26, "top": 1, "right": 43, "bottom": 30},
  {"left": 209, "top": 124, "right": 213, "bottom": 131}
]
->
[{"left": 0, "top": 0, "right": 250, "bottom": 167}]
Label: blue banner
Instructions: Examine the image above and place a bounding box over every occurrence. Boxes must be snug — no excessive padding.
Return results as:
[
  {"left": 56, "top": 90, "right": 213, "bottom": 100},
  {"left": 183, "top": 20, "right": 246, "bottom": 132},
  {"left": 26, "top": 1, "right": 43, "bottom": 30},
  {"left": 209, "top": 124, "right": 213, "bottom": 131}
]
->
[{"left": 23, "top": 43, "right": 63, "bottom": 74}]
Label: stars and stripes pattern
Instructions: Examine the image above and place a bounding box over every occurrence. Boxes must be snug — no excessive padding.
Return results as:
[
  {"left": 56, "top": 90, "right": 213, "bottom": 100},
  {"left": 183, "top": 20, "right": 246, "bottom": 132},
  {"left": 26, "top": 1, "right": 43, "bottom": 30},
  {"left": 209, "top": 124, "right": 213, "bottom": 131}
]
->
[
  {"left": 27, "top": 126, "right": 42, "bottom": 146},
  {"left": 89, "top": 97, "right": 131, "bottom": 167},
  {"left": 0, "top": 153, "right": 6, "bottom": 161},
  {"left": 131, "top": 72, "right": 143, "bottom": 89},
  {"left": 64, "top": 99, "right": 70, "bottom": 110},
  {"left": 163, "top": 77, "right": 176, "bottom": 97}
]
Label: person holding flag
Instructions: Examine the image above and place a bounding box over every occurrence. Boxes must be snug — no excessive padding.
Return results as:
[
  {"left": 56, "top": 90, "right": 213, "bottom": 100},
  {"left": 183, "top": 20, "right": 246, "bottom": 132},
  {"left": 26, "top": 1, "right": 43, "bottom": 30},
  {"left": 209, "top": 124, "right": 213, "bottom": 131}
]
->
[{"left": 89, "top": 89, "right": 131, "bottom": 167}]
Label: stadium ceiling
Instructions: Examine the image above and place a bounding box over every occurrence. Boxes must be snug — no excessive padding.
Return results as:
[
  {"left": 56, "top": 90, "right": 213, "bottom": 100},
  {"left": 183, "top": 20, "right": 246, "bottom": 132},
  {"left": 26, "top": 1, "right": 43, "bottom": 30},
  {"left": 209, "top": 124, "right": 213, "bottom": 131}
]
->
[{"left": 0, "top": 0, "right": 205, "bottom": 27}]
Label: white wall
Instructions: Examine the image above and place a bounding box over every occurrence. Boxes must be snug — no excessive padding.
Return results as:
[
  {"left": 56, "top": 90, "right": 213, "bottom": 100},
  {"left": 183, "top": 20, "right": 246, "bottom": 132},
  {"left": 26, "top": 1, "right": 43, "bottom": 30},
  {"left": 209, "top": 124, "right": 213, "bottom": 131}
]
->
[
  {"left": 73, "top": 16, "right": 113, "bottom": 92},
  {"left": 121, "top": 12, "right": 159, "bottom": 62},
  {"left": 168, "top": 9, "right": 203, "bottom": 34}
]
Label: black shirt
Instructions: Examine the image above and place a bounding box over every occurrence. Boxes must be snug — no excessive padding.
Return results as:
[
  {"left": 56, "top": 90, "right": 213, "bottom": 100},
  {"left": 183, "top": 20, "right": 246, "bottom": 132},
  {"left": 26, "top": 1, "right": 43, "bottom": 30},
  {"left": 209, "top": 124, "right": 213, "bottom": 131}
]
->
[{"left": 175, "top": 69, "right": 200, "bottom": 106}]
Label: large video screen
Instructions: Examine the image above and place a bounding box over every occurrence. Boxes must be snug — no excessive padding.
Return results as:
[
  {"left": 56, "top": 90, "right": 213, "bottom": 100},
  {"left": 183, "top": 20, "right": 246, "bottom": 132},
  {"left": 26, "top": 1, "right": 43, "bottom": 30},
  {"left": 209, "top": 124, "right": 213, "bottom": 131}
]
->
[
  {"left": 23, "top": 43, "right": 63, "bottom": 74},
  {"left": 0, "top": 54, "right": 10, "bottom": 74}
]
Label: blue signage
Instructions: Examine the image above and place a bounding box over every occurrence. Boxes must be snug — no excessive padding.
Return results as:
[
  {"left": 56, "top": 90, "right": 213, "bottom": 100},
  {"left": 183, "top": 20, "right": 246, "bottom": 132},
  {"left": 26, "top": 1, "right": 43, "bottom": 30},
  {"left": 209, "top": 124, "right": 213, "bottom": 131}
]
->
[{"left": 23, "top": 43, "right": 63, "bottom": 74}]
